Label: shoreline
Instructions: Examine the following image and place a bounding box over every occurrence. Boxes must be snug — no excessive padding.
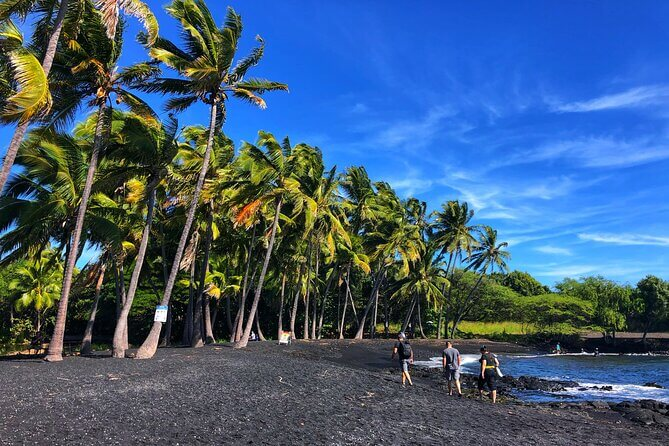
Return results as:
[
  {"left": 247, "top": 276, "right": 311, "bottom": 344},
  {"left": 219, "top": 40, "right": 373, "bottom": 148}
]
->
[{"left": 3, "top": 339, "right": 667, "bottom": 445}]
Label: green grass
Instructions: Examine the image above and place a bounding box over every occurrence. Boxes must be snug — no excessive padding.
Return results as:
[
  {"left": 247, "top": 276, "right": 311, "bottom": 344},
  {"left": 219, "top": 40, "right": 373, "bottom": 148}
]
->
[{"left": 457, "top": 321, "right": 536, "bottom": 336}]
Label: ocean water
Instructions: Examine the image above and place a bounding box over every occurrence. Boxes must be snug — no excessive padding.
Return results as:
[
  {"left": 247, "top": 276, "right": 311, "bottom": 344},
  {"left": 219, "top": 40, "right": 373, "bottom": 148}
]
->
[{"left": 413, "top": 353, "right": 669, "bottom": 403}]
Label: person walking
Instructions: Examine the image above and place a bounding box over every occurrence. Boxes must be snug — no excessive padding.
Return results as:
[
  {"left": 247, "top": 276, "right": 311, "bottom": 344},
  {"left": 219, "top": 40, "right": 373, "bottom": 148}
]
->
[
  {"left": 478, "top": 345, "right": 499, "bottom": 403},
  {"left": 442, "top": 340, "right": 462, "bottom": 397},
  {"left": 391, "top": 333, "right": 414, "bottom": 387}
]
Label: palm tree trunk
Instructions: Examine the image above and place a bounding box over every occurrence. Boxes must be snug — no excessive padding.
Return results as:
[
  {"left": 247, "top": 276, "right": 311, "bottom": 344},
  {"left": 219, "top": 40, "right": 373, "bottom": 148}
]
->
[
  {"left": 0, "top": 0, "right": 70, "bottom": 194},
  {"left": 234, "top": 224, "right": 257, "bottom": 342},
  {"left": 112, "top": 178, "right": 158, "bottom": 358},
  {"left": 203, "top": 297, "right": 214, "bottom": 344},
  {"left": 417, "top": 296, "right": 427, "bottom": 339},
  {"left": 338, "top": 287, "right": 348, "bottom": 339},
  {"left": 303, "top": 243, "right": 312, "bottom": 340},
  {"left": 135, "top": 101, "right": 220, "bottom": 359},
  {"left": 181, "top": 251, "right": 197, "bottom": 346},
  {"left": 235, "top": 197, "right": 282, "bottom": 348},
  {"left": 317, "top": 266, "right": 337, "bottom": 339},
  {"left": 371, "top": 285, "right": 379, "bottom": 339},
  {"left": 383, "top": 291, "right": 389, "bottom": 338},
  {"left": 80, "top": 264, "right": 106, "bottom": 355},
  {"left": 311, "top": 245, "right": 319, "bottom": 339},
  {"left": 354, "top": 266, "right": 386, "bottom": 339},
  {"left": 254, "top": 305, "right": 265, "bottom": 341},
  {"left": 289, "top": 265, "right": 303, "bottom": 339},
  {"left": 45, "top": 102, "right": 107, "bottom": 362},
  {"left": 402, "top": 294, "right": 418, "bottom": 333},
  {"left": 192, "top": 209, "right": 214, "bottom": 347},
  {"left": 159, "top": 222, "right": 171, "bottom": 347},
  {"left": 277, "top": 271, "right": 286, "bottom": 340}
]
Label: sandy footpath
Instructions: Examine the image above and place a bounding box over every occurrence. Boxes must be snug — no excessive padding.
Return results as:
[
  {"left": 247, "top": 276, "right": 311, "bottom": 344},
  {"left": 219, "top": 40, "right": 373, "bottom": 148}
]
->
[{"left": 0, "top": 339, "right": 664, "bottom": 445}]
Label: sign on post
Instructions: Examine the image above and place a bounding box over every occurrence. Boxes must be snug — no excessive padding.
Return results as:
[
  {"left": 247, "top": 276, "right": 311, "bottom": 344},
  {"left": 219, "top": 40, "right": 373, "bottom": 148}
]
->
[
  {"left": 279, "top": 331, "right": 292, "bottom": 345},
  {"left": 154, "top": 305, "right": 168, "bottom": 323}
]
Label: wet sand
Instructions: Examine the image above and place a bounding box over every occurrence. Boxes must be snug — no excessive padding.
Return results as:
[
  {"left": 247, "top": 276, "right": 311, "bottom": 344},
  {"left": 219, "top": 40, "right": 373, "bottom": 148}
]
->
[{"left": 0, "top": 339, "right": 664, "bottom": 445}]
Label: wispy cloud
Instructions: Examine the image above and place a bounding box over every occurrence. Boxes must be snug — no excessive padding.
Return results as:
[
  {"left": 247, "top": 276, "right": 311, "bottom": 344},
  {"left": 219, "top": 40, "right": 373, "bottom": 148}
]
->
[
  {"left": 387, "top": 178, "right": 435, "bottom": 197},
  {"left": 550, "top": 84, "right": 669, "bottom": 113},
  {"left": 495, "top": 135, "right": 669, "bottom": 169},
  {"left": 374, "top": 106, "right": 456, "bottom": 149},
  {"left": 349, "top": 102, "right": 369, "bottom": 114},
  {"left": 534, "top": 245, "right": 573, "bottom": 256},
  {"left": 578, "top": 233, "right": 669, "bottom": 247}
]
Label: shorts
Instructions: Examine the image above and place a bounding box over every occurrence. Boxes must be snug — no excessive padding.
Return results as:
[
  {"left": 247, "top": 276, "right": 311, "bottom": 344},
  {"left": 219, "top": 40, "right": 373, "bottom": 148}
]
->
[
  {"left": 444, "top": 368, "right": 460, "bottom": 381},
  {"left": 478, "top": 369, "right": 497, "bottom": 391},
  {"left": 401, "top": 359, "right": 410, "bottom": 373}
]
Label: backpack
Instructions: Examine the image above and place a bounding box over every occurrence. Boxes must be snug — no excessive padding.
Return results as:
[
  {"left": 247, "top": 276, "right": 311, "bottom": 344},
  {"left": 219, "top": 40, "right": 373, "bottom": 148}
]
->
[{"left": 400, "top": 341, "right": 412, "bottom": 359}]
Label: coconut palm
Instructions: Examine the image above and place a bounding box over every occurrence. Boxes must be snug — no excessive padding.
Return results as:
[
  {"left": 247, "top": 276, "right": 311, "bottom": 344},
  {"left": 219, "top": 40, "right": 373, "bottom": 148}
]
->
[
  {"left": 431, "top": 200, "right": 479, "bottom": 338},
  {"left": 135, "top": 1, "right": 287, "bottom": 358},
  {"left": 354, "top": 183, "right": 422, "bottom": 339},
  {"left": 0, "top": 0, "right": 157, "bottom": 194},
  {"left": 45, "top": 5, "right": 159, "bottom": 360},
  {"left": 231, "top": 132, "right": 317, "bottom": 348},
  {"left": 106, "top": 113, "right": 179, "bottom": 358},
  {"left": 172, "top": 125, "right": 233, "bottom": 347},
  {"left": 448, "top": 225, "right": 510, "bottom": 337}
]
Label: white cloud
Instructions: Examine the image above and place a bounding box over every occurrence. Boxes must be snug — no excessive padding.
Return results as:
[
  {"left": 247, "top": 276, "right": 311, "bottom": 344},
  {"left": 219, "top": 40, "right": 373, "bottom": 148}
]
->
[
  {"left": 551, "top": 85, "right": 669, "bottom": 113},
  {"left": 534, "top": 245, "right": 573, "bottom": 256},
  {"left": 533, "top": 264, "right": 599, "bottom": 278},
  {"left": 374, "top": 106, "right": 456, "bottom": 148},
  {"left": 578, "top": 233, "right": 669, "bottom": 247},
  {"left": 387, "top": 178, "right": 435, "bottom": 197},
  {"left": 496, "top": 136, "right": 669, "bottom": 169},
  {"left": 350, "top": 103, "right": 369, "bottom": 114}
]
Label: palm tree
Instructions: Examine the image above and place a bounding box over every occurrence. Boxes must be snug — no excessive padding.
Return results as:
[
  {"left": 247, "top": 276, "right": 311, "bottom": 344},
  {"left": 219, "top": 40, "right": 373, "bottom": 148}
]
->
[
  {"left": 45, "top": 5, "right": 159, "bottom": 361},
  {"left": 231, "top": 133, "right": 315, "bottom": 348},
  {"left": 135, "top": 1, "right": 287, "bottom": 359},
  {"left": 9, "top": 248, "right": 63, "bottom": 341},
  {"left": 431, "top": 200, "right": 478, "bottom": 338},
  {"left": 354, "top": 183, "right": 422, "bottom": 339},
  {"left": 0, "top": 0, "right": 157, "bottom": 194},
  {"left": 449, "top": 225, "right": 510, "bottom": 338},
  {"left": 107, "top": 113, "right": 179, "bottom": 358},
  {"left": 391, "top": 242, "right": 448, "bottom": 336}
]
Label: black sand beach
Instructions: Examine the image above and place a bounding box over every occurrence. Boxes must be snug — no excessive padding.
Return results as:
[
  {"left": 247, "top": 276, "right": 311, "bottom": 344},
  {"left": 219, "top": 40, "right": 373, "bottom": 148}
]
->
[{"left": 0, "top": 340, "right": 665, "bottom": 445}]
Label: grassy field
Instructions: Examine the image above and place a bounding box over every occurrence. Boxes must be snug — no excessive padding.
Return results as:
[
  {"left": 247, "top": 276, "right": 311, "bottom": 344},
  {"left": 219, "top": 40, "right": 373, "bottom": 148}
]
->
[{"left": 457, "top": 321, "right": 536, "bottom": 336}]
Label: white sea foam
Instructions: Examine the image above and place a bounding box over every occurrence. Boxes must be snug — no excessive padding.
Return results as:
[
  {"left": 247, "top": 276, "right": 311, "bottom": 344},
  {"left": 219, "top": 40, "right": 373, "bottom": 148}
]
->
[{"left": 562, "top": 382, "right": 669, "bottom": 403}]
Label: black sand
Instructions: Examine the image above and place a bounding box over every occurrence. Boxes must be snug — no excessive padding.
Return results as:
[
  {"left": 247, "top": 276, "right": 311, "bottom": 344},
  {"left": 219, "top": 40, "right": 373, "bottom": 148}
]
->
[{"left": 0, "top": 339, "right": 664, "bottom": 445}]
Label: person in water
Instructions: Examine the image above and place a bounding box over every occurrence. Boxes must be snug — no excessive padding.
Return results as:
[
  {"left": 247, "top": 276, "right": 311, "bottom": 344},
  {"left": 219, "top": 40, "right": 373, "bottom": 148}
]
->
[
  {"left": 391, "top": 332, "right": 414, "bottom": 387},
  {"left": 442, "top": 340, "right": 462, "bottom": 397},
  {"left": 478, "top": 345, "right": 499, "bottom": 403}
]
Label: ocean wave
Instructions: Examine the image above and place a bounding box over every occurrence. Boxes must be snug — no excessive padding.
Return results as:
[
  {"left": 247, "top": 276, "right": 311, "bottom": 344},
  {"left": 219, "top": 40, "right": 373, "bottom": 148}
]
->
[{"left": 561, "top": 382, "right": 669, "bottom": 403}]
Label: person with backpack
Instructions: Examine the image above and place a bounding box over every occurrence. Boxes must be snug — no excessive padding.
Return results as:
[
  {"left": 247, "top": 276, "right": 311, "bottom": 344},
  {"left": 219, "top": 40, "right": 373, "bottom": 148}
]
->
[
  {"left": 391, "top": 332, "right": 414, "bottom": 387},
  {"left": 478, "top": 345, "right": 499, "bottom": 403}
]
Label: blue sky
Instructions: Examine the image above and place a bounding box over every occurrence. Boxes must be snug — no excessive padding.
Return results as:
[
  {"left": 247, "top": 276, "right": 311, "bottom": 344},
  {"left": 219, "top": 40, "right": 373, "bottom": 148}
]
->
[{"left": 3, "top": 0, "right": 669, "bottom": 286}]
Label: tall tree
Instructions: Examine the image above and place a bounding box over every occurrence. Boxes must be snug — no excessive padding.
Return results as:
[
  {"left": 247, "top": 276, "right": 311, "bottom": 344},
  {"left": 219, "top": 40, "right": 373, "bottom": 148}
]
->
[
  {"left": 135, "top": 1, "right": 287, "bottom": 359},
  {"left": 45, "top": 4, "right": 157, "bottom": 361},
  {"left": 449, "top": 226, "right": 510, "bottom": 338},
  {"left": 232, "top": 133, "right": 315, "bottom": 348}
]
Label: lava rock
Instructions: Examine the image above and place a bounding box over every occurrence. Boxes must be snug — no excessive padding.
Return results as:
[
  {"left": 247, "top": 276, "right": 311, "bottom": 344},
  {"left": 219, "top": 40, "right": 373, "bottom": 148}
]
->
[{"left": 644, "top": 382, "right": 664, "bottom": 389}]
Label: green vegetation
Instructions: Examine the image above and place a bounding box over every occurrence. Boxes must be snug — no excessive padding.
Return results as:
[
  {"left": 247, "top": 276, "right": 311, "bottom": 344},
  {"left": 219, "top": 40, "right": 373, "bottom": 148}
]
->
[{"left": 0, "top": 0, "right": 667, "bottom": 358}]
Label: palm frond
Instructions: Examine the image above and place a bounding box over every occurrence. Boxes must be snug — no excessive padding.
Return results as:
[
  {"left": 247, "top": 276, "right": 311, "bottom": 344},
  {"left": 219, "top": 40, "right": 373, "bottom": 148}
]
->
[{"left": 1, "top": 48, "right": 52, "bottom": 123}]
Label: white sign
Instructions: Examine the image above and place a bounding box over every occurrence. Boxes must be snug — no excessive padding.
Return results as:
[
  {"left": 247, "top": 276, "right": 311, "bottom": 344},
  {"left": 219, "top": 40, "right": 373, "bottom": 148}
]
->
[
  {"left": 154, "top": 305, "right": 168, "bottom": 323},
  {"left": 279, "top": 331, "right": 292, "bottom": 345}
]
